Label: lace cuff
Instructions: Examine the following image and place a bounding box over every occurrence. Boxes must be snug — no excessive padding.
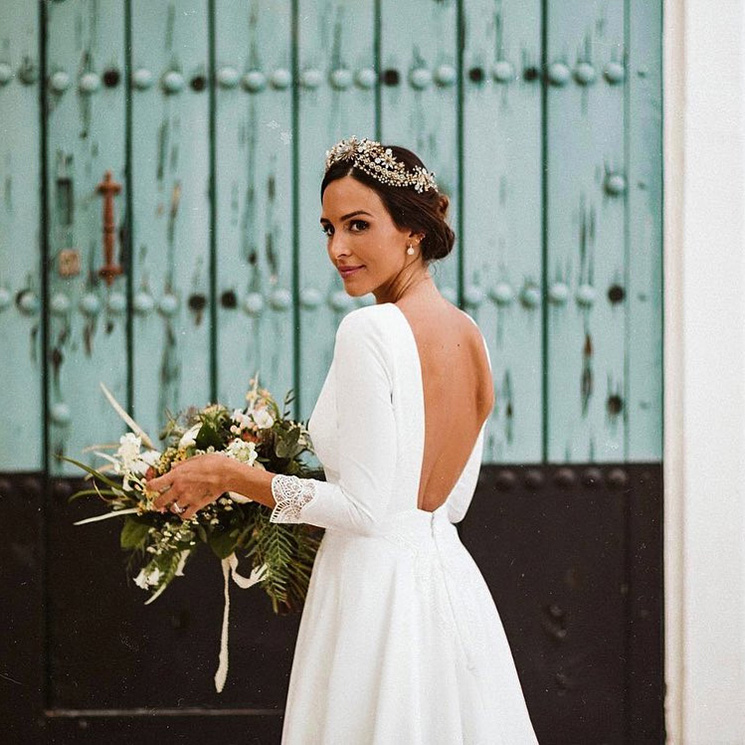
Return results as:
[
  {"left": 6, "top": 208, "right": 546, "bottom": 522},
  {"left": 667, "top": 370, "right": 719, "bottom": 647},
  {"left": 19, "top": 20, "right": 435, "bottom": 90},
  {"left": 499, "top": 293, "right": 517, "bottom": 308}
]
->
[{"left": 269, "top": 474, "right": 317, "bottom": 523}]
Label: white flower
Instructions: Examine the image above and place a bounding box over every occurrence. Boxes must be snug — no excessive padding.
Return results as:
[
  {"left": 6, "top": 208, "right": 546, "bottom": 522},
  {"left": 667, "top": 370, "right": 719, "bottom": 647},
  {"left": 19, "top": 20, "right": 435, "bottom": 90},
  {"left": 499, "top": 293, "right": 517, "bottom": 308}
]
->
[
  {"left": 251, "top": 407, "right": 274, "bottom": 429},
  {"left": 134, "top": 569, "right": 148, "bottom": 589},
  {"left": 128, "top": 462, "right": 147, "bottom": 478},
  {"left": 232, "top": 408, "right": 252, "bottom": 426},
  {"left": 178, "top": 423, "right": 201, "bottom": 450},
  {"left": 133, "top": 565, "right": 162, "bottom": 589},
  {"left": 116, "top": 433, "right": 151, "bottom": 490},
  {"left": 225, "top": 438, "right": 258, "bottom": 465},
  {"left": 128, "top": 448, "right": 162, "bottom": 477},
  {"left": 117, "top": 433, "right": 142, "bottom": 470},
  {"left": 140, "top": 449, "right": 161, "bottom": 467}
]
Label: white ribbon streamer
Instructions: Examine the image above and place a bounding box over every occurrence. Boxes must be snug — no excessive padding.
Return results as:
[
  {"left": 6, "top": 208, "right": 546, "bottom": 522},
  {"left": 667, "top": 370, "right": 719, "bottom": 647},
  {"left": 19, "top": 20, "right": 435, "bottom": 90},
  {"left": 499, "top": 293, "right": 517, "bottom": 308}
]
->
[{"left": 214, "top": 553, "right": 267, "bottom": 693}]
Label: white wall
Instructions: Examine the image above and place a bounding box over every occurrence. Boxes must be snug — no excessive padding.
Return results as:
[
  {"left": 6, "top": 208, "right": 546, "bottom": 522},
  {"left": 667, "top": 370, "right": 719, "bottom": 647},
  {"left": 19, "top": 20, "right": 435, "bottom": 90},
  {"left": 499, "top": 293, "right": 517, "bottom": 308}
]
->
[{"left": 665, "top": 0, "right": 745, "bottom": 742}]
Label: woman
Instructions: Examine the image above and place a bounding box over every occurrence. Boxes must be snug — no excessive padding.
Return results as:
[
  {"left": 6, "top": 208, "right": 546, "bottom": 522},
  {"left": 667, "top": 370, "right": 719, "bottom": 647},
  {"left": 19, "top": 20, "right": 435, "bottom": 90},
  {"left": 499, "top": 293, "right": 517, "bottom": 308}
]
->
[{"left": 148, "top": 136, "right": 539, "bottom": 743}]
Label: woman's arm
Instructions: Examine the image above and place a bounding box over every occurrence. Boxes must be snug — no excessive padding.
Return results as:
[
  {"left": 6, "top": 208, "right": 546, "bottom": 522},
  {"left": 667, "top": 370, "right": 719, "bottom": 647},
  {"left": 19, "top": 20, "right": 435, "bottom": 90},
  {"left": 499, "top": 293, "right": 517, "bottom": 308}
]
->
[
  {"left": 223, "top": 458, "right": 276, "bottom": 509},
  {"left": 147, "top": 452, "right": 277, "bottom": 520},
  {"left": 263, "top": 307, "right": 397, "bottom": 533},
  {"left": 149, "top": 306, "right": 396, "bottom": 534}
]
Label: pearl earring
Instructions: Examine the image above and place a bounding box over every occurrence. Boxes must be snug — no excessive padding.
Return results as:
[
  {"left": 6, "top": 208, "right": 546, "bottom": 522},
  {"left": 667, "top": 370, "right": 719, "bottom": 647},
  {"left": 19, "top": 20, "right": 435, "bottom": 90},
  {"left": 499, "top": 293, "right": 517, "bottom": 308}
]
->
[{"left": 406, "top": 244, "right": 415, "bottom": 255}]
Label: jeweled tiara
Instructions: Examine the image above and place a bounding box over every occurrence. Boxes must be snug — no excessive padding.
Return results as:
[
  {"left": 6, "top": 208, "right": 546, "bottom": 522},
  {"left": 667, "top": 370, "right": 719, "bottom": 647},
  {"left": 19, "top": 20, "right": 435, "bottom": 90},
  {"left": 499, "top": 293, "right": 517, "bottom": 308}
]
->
[{"left": 324, "top": 136, "right": 439, "bottom": 194}]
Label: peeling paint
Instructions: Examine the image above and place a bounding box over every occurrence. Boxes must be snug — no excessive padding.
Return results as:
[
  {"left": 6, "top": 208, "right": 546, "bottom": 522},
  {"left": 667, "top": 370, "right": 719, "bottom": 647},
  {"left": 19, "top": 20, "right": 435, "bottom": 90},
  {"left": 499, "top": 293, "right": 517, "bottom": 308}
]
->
[
  {"left": 4, "top": 156, "right": 12, "bottom": 211},
  {"left": 581, "top": 332, "right": 593, "bottom": 416},
  {"left": 503, "top": 369, "right": 513, "bottom": 445},
  {"left": 157, "top": 119, "right": 169, "bottom": 182},
  {"left": 55, "top": 177, "right": 74, "bottom": 227}
]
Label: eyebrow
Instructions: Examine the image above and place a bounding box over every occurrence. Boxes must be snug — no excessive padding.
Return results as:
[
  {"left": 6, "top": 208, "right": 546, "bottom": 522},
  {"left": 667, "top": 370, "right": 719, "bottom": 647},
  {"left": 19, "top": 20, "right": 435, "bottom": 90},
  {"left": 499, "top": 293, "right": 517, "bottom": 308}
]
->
[{"left": 320, "top": 210, "right": 373, "bottom": 224}]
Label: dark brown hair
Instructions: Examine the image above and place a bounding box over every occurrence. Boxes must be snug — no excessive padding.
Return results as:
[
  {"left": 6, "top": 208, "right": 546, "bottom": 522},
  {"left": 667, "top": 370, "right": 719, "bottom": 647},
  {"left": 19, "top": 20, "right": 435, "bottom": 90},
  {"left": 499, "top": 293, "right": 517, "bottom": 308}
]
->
[{"left": 320, "top": 145, "right": 456, "bottom": 265}]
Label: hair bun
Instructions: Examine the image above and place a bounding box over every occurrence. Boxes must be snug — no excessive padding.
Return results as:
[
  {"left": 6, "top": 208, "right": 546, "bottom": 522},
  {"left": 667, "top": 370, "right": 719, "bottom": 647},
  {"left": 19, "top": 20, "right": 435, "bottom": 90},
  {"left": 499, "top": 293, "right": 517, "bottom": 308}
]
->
[{"left": 437, "top": 193, "right": 450, "bottom": 218}]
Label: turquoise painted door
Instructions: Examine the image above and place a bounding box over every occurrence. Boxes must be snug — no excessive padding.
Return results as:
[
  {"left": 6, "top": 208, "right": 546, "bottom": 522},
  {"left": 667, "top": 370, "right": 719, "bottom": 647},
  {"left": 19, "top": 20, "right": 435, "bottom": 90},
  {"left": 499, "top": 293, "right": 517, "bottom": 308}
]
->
[{"left": 0, "top": 1, "right": 663, "bottom": 742}]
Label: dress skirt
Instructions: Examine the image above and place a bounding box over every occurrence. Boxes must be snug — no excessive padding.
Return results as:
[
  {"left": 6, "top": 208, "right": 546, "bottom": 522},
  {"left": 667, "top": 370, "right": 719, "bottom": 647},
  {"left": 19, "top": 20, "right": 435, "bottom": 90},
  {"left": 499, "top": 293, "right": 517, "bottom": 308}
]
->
[{"left": 278, "top": 503, "right": 539, "bottom": 744}]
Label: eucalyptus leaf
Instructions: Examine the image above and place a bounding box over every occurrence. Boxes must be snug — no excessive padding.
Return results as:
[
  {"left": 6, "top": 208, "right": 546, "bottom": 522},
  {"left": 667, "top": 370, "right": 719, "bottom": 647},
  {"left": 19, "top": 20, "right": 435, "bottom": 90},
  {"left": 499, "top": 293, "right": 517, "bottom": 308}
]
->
[
  {"left": 275, "top": 427, "right": 300, "bottom": 459},
  {"left": 120, "top": 517, "right": 152, "bottom": 550}
]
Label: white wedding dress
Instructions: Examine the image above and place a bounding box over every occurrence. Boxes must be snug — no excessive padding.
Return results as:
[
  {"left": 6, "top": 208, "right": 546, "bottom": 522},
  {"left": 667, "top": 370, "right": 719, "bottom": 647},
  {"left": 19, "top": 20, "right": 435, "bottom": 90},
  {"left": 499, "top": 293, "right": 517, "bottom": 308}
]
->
[{"left": 269, "top": 302, "right": 539, "bottom": 744}]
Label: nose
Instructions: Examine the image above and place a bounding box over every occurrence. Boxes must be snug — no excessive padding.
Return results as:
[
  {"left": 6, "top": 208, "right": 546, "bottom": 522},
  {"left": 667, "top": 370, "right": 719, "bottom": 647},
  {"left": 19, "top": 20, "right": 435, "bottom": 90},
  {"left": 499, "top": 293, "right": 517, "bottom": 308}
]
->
[{"left": 328, "top": 234, "right": 352, "bottom": 262}]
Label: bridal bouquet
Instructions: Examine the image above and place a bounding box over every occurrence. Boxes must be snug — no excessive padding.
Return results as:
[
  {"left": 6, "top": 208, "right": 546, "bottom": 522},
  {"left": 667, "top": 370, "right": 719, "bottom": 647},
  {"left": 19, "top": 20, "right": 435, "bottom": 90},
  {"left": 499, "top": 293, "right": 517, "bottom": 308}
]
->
[{"left": 62, "top": 377, "right": 324, "bottom": 691}]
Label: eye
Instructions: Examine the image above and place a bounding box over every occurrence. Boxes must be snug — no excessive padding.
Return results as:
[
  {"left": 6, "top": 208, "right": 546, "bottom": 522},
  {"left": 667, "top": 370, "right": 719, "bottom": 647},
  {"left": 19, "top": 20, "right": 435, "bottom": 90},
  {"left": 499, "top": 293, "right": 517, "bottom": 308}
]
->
[{"left": 321, "top": 219, "right": 368, "bottom": 237}]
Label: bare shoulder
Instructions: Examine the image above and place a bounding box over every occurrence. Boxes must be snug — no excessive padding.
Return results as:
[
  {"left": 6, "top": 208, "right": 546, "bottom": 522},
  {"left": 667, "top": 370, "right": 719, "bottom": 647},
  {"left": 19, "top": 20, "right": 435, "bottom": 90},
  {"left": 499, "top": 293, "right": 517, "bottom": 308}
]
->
[
  {"left": 404, "top": 298, "right": 483, "bottom": 344},
  {"left": 406, "top": 299, "right": 494, "bottom": 409}
]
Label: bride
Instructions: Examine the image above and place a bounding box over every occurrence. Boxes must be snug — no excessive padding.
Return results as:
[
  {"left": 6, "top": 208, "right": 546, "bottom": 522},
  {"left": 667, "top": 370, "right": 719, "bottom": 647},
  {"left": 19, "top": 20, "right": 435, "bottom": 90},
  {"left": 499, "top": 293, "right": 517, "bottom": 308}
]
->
[{"left": 148, "top": 136, "right": 539, "bottom": 743}]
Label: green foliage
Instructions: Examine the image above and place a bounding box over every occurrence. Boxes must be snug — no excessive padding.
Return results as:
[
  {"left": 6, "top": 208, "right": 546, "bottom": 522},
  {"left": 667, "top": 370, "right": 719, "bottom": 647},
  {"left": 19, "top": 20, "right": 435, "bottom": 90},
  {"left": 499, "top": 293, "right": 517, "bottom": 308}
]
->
[
  {"left": 57, "top": 455, "right": 123, "bottom": 491},
  {"left": 66, "top": 380, "right": 325, "bottom": 616},
  {"left": 195, "top": 405, "right": 231, "bottom": 450},
  {"left": 67, "top": 488, "right": 121, "bottom": 502},
  {"left": 120, "top": 516, "right": 151, "bottom": 550},
  {"left": 243, "top": 507, "right": 317, "bottom": 614},
  {"left": 274, "top": 423, "right": 301, "bottom": 460},
  {"left": 206, "top": 503, "right": 246, "bottom": 560},
  {"left": 194, "top": 419, "right": 223, "bottom": 451}
]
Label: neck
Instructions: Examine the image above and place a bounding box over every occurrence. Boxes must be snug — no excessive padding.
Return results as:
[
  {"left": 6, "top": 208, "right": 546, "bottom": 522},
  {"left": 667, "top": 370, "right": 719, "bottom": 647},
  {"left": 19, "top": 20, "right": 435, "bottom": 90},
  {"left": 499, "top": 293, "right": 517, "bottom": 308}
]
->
[{"left": 373, "top": 264, "right": 442, "bottom": 306}]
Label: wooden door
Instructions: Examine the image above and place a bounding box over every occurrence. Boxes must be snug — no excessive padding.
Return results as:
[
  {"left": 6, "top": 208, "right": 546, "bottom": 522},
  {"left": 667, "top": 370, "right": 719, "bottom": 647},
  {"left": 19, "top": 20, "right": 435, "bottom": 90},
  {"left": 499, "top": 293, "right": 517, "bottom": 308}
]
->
[{"left": 1, "top": 1, "right": 664, "bottom": 742}]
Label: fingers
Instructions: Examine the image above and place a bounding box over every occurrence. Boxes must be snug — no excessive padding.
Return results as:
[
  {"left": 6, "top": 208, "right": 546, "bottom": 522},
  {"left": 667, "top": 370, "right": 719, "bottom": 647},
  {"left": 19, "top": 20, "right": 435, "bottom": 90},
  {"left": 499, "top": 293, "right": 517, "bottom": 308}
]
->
[
  {"left": 174, "top": 491, "right": 211, "bottom": 521},
  {"left": 179, "top": 500, "right": 199, "bottom": 521},
  {"left": 146, "top": 457, "right": 197, "bottom": 504},
  {"left": 148, "top": 476, "right": 178, "bottom": 511},
  {"left": 148, "top": 467, "right": 194, "bottom": 510},
  {"left": 149, "top": 481, "right": 210, "bottom": 520},
  {"left": 147, "top": 472, "right": 170, "bottom": 493},
  {"left": 144, "top": 455, "right": 218, "bottom": 518}
]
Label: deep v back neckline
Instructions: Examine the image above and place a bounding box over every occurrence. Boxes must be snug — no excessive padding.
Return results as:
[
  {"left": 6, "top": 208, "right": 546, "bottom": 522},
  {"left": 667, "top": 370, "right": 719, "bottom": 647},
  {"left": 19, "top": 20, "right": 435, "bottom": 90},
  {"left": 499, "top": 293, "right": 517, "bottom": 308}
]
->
[{"left": 388, "top": 302, "right": 488, "bottom": 515}]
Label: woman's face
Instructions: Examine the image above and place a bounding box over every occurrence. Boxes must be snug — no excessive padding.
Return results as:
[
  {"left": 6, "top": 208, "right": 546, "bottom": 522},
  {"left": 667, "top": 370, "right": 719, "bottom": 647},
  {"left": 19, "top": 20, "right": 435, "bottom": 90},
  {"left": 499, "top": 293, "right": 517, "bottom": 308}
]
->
[{"left": 320, "top": 175, "right": 418, "bottom": 301}]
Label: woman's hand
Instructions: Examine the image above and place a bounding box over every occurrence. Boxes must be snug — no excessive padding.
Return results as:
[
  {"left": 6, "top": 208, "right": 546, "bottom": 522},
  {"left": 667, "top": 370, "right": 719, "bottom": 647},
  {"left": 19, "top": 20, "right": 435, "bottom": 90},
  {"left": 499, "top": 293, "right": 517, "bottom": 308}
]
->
[{"left": 146, "top": 453, "right": 231, "bottom": 521}]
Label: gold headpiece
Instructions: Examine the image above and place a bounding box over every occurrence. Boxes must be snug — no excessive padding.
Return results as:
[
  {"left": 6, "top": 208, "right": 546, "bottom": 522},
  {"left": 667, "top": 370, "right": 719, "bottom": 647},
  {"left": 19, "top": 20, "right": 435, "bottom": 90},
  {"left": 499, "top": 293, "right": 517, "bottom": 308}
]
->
[{"left": 324, "top": 136, "right": 438, "bottom": 194}]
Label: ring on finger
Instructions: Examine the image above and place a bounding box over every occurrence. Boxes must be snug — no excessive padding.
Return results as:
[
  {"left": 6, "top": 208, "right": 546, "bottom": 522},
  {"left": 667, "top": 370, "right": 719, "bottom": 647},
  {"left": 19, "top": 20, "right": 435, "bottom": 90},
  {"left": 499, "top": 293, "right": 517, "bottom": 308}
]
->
[{"left": 171, "top": 502, "right": 186, "bottom": 515}]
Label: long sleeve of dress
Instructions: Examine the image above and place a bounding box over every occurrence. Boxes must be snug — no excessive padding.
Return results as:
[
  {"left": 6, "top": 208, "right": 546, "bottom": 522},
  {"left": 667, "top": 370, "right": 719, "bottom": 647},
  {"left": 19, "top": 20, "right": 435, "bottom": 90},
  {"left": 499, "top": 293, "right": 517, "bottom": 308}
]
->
[{"left": 268, "top": 308, "right": 397, "bottom": 536}]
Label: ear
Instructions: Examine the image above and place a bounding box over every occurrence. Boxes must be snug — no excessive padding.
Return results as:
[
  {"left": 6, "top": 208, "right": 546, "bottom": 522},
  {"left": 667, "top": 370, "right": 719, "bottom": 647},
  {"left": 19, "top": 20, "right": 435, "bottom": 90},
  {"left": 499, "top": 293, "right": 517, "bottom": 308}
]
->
[{"left": 408, "top": 230, "right": 425, "bottom": 244}]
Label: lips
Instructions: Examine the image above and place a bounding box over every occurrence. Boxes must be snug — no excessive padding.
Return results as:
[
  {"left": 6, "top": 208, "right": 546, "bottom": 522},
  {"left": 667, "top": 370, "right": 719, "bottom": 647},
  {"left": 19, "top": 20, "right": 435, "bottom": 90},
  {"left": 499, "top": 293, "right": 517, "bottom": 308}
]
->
[{"left": 338, "top": 265, "right": 364, "bottom": 277}]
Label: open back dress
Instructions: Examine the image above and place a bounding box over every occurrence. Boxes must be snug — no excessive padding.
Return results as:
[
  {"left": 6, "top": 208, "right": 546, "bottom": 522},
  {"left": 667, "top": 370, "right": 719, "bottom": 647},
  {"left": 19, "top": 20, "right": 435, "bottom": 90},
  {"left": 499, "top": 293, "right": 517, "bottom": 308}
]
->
[{"left": 268, "top": 301, "right": 539, "bottom": 744}]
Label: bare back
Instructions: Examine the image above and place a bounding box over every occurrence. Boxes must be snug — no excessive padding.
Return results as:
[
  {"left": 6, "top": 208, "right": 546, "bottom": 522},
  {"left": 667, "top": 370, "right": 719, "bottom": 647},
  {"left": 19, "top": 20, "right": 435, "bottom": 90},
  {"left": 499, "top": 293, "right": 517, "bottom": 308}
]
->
[{"left": 395, "top": 301, "right": 495, "bottom": 512}]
